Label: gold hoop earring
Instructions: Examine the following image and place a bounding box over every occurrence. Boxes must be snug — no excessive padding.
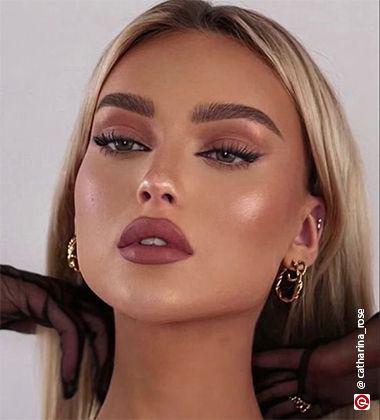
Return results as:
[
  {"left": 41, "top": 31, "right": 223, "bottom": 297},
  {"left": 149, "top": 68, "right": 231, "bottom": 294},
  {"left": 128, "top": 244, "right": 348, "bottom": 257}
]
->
[
  {"left": 67, "top": 235, "right": 80, "bottom": 272},
  {"left": 275, "top": 260, "right": 307, "bottom": 303}
]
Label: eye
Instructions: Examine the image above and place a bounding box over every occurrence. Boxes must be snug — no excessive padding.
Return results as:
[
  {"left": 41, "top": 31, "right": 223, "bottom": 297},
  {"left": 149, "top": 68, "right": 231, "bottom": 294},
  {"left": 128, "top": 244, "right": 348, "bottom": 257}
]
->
[
  {"left": 92, "top": 131, "right": 263, "bottom": 169},
  {"left": 92, "top": 130, "right": 149, "bottom": 156},
  {"left": 196, "top": 142, "right": 263, "bottom": 169}
]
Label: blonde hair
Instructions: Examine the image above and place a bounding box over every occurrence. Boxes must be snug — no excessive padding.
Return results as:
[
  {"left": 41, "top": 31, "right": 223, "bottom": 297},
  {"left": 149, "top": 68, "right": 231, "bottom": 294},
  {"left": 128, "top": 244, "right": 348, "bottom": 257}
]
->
[{"left": 36, "top": 1, "right": 378, "bottom": 418}]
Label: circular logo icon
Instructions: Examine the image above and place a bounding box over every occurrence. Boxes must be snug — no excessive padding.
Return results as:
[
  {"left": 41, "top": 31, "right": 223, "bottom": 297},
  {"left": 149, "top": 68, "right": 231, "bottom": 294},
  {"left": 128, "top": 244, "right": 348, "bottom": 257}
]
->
[{"left": 354, "top": 394, "right": 370, "bottom": 410}]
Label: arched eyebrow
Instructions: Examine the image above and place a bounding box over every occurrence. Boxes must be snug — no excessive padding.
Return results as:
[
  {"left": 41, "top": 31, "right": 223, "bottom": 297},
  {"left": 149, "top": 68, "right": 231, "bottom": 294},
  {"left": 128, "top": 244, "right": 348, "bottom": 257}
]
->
[{"left": 95, "top": 92, "right": 283, "bottom": 139}]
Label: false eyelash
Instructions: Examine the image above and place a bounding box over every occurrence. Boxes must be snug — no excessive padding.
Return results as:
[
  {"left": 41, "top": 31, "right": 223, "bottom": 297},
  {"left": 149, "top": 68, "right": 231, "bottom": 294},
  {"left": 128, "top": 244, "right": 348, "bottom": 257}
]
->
[
  {"left": 92, "top": 130, "right": 263, "bottom": 169},
  {"left": 92, "top": 130, "right": 148, "bottom": 156},
  {"left": 197, "top": 143, "right": 262, "bottom": 169}
]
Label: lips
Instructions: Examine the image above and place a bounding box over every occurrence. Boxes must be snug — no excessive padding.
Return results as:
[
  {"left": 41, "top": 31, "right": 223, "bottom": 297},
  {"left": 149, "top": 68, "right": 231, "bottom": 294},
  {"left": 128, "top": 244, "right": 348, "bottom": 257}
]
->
[{"left": 117, "top": 216, "right": 194, "bottom": 255}]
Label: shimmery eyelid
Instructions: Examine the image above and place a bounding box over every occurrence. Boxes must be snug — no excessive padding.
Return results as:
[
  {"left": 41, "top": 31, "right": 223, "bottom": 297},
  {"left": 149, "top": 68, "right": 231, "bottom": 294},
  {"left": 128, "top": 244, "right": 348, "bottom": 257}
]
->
[{"left": 93, "top": 127, "right": 143, "bottom": 143}]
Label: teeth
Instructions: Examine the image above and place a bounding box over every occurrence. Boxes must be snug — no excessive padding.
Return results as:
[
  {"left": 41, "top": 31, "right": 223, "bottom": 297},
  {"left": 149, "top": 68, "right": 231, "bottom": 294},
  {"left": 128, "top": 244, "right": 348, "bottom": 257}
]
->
[{"left": 139, "top": 237, "right": 168, "bottom": 246}]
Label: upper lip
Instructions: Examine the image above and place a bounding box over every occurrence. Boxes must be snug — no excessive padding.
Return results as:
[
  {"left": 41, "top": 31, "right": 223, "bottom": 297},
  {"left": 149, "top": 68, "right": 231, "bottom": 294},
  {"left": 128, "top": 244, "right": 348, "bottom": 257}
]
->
[{"left": 117, "top": 216, "right": 194, "bottom": 254}]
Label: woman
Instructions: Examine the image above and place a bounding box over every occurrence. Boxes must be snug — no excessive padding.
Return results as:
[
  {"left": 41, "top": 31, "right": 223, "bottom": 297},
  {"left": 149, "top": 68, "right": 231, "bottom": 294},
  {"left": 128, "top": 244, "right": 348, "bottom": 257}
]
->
[{"left": 5, "top": 0, "right": 378, "bottom": 418}]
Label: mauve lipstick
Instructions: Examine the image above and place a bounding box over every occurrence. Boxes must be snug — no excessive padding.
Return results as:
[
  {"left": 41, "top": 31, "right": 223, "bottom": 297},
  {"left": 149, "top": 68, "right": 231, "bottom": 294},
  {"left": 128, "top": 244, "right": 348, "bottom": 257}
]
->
[{"left": 117, "top": 216, "right": 194, "bottom": 264}]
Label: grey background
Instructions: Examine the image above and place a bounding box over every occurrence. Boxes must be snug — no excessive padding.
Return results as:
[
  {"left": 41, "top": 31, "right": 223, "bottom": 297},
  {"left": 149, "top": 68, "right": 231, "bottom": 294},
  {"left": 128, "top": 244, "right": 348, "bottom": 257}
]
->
[{"left": 0, "top": 0, "right": 378, "bottom": 418}]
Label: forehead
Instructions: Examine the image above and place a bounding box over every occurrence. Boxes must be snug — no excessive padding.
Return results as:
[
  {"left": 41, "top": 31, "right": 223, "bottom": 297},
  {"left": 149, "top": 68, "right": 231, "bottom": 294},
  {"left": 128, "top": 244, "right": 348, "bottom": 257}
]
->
[{"left": 96, "top": 31, "right": 302, "bottom": 142}]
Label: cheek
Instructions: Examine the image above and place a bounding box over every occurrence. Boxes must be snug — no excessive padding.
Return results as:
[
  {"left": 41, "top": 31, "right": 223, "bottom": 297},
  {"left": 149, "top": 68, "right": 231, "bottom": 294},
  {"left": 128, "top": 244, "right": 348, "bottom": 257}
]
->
[
  {"left": 74, "top": 161, "right": 110, "bottom": 232},
  {"left": 196, "top": 169, "right": 301, "bottom": 307},
  {"left": 243, "top": 166, "right": 301, "bottom": 247},
  {"left": 74, "top": 152, "right": 135, "bottom": 232},
  {"left": 229, "top": 183, "right": 298, "bottom": 254},
  {"left": 226, "top": 152, "right": 304, "bottom": 261},
  {"left": 73, "top": 156, "right": 127, "bottom": 291}
]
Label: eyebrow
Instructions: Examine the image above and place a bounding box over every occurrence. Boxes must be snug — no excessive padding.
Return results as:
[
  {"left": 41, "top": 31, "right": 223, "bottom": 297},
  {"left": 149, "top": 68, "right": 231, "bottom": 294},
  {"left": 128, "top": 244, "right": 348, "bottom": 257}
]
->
[{"left": 95, "top": 92, "right": 283, "bottom": 139}]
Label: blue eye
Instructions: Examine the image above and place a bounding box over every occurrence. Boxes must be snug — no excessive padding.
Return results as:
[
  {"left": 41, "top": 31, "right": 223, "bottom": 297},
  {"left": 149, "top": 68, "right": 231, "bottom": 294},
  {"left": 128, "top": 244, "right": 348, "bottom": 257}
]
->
[
  {"left": 92, "top": 130, "right": 149, "bottom": 156},
  {"left": 196, "top": 144, "right": 262, "bottom": 169}
]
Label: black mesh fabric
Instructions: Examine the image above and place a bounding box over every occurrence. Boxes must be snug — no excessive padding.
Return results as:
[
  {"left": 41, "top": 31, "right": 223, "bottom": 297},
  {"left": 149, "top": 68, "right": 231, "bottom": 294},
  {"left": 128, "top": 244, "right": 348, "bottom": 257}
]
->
[
  {"left": 252, "top": 312, "right": 379, "bottom": 418},
  {"left": 0, "top": 264, "right": 114, "bottom": 404}
]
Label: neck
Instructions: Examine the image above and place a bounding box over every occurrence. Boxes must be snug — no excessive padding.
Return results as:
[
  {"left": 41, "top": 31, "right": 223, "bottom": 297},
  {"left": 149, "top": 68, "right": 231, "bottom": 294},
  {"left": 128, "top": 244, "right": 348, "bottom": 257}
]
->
[{"left": 96, "top": 308, "right": 263, "bottom": 419}]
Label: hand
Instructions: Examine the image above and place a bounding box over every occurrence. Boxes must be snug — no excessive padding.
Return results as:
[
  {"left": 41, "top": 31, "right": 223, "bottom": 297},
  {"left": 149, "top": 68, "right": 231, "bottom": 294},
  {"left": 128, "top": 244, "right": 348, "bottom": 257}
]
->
[
  {"left": 252, "top": 312, "right": 379, "bottom": 418},
  {"left": 252, "top": 347, "right": 344, "bottom": 418},
  {"left": 0, "top": 264, "right": 114, "bottom": 404}
]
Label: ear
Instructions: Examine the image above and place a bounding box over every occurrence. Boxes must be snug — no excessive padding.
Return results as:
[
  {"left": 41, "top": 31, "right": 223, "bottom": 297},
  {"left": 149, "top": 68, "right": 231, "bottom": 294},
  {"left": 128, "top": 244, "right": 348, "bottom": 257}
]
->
[{"left": 283, "top": 195, "right": 326, "bottom": 268}]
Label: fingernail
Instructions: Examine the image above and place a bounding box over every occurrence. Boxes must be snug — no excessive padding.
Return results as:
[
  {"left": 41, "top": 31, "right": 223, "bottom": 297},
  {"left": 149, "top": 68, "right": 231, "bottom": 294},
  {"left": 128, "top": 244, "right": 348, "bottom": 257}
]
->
[{"left": 63, "top": 381, "right": 77, "bottom": 399}]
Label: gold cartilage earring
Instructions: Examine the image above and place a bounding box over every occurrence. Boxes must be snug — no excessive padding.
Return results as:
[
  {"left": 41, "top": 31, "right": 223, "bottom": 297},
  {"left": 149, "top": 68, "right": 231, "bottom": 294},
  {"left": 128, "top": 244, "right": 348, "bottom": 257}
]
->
[
  {"left": 67, "top": 235, "right": 80, "bottom": 272},
  {"left": 275, "top": 260, "right": 307, "bottom": 303}
]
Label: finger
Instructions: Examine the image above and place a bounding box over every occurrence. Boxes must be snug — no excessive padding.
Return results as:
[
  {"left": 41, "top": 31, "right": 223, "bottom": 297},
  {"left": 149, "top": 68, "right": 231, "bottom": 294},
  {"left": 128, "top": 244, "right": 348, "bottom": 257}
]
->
[
  {"left": 257, "top": 379, "right": 298, "bottom": 405},
  {"left": 283, "top": 400, "right": 323, "bottom": 419},
  {"left": 254, "top": 370, "right": 297, "bottom": 393},
  {"left": 263, "top": 399, "right": 299, "bottom": 419},
  {"left": 264, "top": 398, "right": 320, "bottom": 419},
  {"left": 45, "top": 298, "right": 86, "bottom": 398},
  {"left": 0, "top": 317, "right": 37, "bottom": 333},
  {"left": 96, "top": 350, "right": 114, "bottom": 404},
  {"left": 79, "top": 310, "right": 114, "bottom": 403},
  {"left": 252, "top": 349, "right": 304, "bottom": 369},
  {"left": 96, "top": 315, "right": 115, "bottom": 404},
  {"left": 80, "top": 312, "right": 108, "bottom": 381}
]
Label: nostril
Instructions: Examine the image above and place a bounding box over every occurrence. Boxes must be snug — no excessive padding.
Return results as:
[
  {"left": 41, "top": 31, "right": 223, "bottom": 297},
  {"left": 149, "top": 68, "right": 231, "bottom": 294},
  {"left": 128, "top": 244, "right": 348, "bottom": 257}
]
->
[
  {"left": 163, "top": 193, "right": 173, "bottom": 203},
  {"left": 141, "top": 191, "right": 151, "bottom": 201}
]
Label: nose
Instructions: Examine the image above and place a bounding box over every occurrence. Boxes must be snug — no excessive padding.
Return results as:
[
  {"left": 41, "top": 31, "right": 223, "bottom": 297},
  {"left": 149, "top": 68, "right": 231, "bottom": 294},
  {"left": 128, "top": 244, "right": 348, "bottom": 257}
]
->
[
  {"left": 137, "top": 180, "right": 176, "bottom": 206},
  {"left": 136, "top": 141, "right": 183, "bottom": 208}
]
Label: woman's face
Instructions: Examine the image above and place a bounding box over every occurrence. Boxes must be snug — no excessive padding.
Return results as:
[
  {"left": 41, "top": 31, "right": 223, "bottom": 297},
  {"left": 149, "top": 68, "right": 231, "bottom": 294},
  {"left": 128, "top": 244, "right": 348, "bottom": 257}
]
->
[{"left": 74, "top": 31, "right": 313, "bottom": 322}]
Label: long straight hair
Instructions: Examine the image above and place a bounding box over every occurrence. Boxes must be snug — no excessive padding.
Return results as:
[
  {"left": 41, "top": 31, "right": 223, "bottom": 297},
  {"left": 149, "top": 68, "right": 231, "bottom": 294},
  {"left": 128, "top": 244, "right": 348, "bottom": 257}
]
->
[{"left": 36, "top": 1, "right": 378, "bottom": 418}]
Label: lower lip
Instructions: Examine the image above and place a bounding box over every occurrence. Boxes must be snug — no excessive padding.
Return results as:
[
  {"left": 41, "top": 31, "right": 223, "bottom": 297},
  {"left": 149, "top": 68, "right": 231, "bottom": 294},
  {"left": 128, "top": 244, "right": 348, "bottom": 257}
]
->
[{"left": 118, "top": 243, "right": 193, "bottom": 264}]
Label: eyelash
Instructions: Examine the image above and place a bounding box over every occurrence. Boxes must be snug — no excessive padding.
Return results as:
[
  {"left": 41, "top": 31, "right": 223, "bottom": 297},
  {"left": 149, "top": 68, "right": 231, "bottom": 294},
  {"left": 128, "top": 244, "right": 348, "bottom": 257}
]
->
[{"left": 92, "top": 130, "right": 263, "bottom": 169}]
